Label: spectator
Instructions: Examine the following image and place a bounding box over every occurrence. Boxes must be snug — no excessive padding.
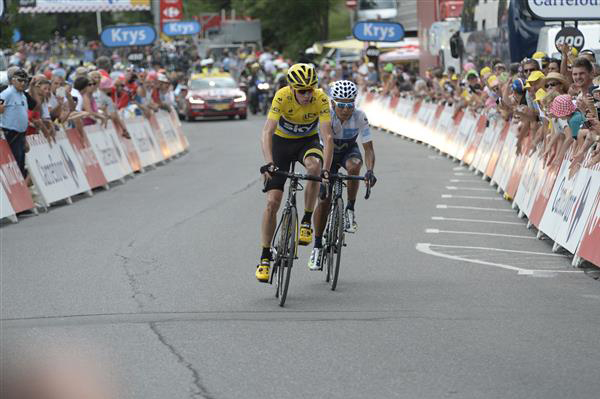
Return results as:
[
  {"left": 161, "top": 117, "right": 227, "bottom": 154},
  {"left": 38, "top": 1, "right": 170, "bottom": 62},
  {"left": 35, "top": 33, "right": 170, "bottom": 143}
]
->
[
  {"left": 572, "top": 57, "right": 595, "bottom": 98},
  {"left": 111, "top": 76, "right": 130, "bottom": 110},
  {"left": 543, "top": 72, "right": 569, "bottom": 95},
  {"left": 26, "top": 75, "right": 54, "bottom": 142},
  {"left": 366, "top": 62, "right": 378, "bottom": 87},
  {"left": 547, "top": 58, "right": 561, "bottom": 74},
  {"left": 0, "top": 69, "right": 30, "bottom": 177},
  {"left": 522, "top": 58, "right": 540, "bottom": 79},
  {"left": 96, "top": 77, "right": 130, "bottom": 138}
]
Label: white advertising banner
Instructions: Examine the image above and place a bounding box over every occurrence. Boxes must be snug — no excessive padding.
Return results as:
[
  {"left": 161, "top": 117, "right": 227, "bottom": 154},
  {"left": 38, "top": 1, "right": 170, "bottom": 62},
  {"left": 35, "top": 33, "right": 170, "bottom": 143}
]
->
[
  {"left": 26, "top": 134, "right": 88, "bottom": 206},
  {"left": 1, "top": 183, "right": 15, "bottom": 220},
  {"left": 537, "top": 150, "right": 574, "bottom": 242},
  {"left": 491, "top": 124, "right": 518, "bottom": 190},
  {"left": 55, "top": 129, "right": 92, "bottom": 194},
  {"left": 513, "top": 152, "right": 545, "bottom": 217},
  {"left": 452, "top": 112, "right": 476, "bottom": 160},
  {"left": 472, "top": 119, "right": 500, "bottom": 173},
  {"left": 527, "top": 0, "right": 600, "bottom": 20},
  {"left": 19, "top": 0, "right": 150, "bottom": 13},
  {"left": 126, "top": 117, "right": 163, "bottom": 168},
  {"left": 86, "top": 123, "right": 133, "bottom": 182},
  {"left": 551, "top": 155, "right": 600, "bottom": 254},
  {"left": 157, "top": 112, "right": 183, "bottom": 155},
  {"left": 435, "top": 107, "right": 455, "bottom": 154}
]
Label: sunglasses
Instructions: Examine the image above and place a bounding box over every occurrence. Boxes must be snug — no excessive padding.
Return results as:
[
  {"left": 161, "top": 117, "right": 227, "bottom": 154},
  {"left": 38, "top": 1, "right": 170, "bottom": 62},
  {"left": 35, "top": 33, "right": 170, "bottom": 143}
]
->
[
  {"left": 333, "top": 99, "right": 355, "bottom": 109},
  {"left": 297, "top": 89, "right": 313, "bottom": 95},
  {"left": 14, "top": 78, "right": 28, "bottom": 83},
  {"left": 545, "top": 82, "right": 560, "bottom": 88},
  {"left": 523, "top": 69, "right": 536, "bottom": 74}
]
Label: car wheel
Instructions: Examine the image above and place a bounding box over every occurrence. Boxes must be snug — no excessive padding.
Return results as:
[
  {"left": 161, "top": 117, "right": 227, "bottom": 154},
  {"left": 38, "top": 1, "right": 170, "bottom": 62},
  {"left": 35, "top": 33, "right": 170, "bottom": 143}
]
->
[{"left": 240, "top": 113, "right": 247, "bottom": 120}]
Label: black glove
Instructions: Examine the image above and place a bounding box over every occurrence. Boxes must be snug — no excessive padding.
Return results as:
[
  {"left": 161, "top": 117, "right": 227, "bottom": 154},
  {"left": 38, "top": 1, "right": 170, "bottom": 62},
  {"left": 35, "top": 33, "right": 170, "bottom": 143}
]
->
[
  {"left": 365, "top": 170, "right": 377, "bottom": 187},
  {"left": 320, "top": 169, "right": 330, "bottom": 180},
  {"left": 260, "top": 162, "right": 276, "bottom": 175}
]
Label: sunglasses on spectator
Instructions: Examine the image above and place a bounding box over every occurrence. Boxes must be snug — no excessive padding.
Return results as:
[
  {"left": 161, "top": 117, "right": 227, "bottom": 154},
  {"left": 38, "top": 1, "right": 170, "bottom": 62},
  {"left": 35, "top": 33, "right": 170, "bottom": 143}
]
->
[
  {"left": 333, "top": 99, "right": 355, "bottom": 109},
  {"left": 296, "top": 89, "right": 313, "bottom": 95},
  {"left": 523, "top": 68, "right": 536, "bottom": 74},
  {"left": 545, "top": 81, "right": 560, "bottom": 89},
  {"left": 14, "top": 78, "right": 28, "bottom": 83}
]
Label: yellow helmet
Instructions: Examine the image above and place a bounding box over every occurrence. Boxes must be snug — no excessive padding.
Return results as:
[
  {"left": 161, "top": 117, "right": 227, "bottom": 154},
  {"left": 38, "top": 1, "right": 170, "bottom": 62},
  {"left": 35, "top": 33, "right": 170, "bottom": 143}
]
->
[{"left": 287, "top": 63, "right": 318, "bottom": 90}]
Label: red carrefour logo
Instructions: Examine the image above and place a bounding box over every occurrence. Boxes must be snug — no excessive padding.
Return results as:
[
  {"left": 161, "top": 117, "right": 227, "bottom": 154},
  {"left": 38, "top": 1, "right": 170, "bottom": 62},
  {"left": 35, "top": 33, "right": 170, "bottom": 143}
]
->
[{"left": 163, "top": 7, "right": 181, "bottom": 18}]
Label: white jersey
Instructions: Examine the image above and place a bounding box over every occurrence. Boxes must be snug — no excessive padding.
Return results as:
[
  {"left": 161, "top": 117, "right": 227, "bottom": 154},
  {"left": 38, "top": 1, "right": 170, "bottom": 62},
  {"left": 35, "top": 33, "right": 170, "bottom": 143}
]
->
[{"left": 329, "top": 107, "right": 372, "bottom": 153}]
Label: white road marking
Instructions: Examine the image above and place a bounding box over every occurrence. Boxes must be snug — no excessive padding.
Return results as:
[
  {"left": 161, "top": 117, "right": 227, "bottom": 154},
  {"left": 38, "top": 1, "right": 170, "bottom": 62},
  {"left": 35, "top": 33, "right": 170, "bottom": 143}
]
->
[
  {"left": 446, "top": 186, "right": 496, "bottom": 191},
  {"left": 415, "top": 243, "right": 583, "bottom": 275},
  {"left": 425, "top": 228, "right": 536, "bottom": 239},
  {"left": 441, "top": 194, "right": 503, "bottom": 200},
  {"left": 449, "top": 179, "right": 482, "bottom": 183},
  {"left": 432, "top": 216, "right": 523, "bottom": 225},
  {"left": 426, "top": 243, "right": 567, "bottom": 257},
  {"left": 453, "top": 166, "right": 465, "bottom": 170},
  {"left": 453, "top": 172, "right": 466, "bottom": 176},
  {"left": 436, "top": 204, "right": 514, "bottom": 212}
]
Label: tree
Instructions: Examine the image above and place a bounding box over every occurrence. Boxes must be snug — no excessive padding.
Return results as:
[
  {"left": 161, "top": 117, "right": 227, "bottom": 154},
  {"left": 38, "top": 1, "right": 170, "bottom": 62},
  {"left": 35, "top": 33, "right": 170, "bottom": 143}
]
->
[{"left": 233, "top": 0, "right": 332, "bottom": 57}]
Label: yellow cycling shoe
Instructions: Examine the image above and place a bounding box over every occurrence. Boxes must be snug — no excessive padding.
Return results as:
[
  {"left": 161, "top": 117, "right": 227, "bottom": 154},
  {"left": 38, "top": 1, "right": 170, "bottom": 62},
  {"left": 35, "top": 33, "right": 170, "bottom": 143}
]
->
[
  {"left": 299, "top": 223, "right": 313, "bottom": 246},
  {"left": 256, "top": 259, "right": 270, "bottom": 283}
]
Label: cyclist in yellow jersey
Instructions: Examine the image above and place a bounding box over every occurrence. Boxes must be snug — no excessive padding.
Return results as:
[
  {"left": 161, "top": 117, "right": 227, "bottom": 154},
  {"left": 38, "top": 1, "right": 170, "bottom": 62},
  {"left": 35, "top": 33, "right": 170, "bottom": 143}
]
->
[{"left": 256, "top": 63, "right": 334, "bottom": 282}]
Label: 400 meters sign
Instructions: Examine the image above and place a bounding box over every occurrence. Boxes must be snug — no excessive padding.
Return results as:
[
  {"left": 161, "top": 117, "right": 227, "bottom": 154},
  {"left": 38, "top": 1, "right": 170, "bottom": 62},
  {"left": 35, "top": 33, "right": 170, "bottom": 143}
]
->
[{"left": 101, "top": 25, "right": 156, "bottom": 47}]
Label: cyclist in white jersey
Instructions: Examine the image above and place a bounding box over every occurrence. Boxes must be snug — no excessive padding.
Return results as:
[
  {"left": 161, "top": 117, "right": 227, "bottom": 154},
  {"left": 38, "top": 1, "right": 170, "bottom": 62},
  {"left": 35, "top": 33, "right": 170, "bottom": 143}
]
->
[{"left": 309, "top": 80, "right": 377, "bottom": 270}]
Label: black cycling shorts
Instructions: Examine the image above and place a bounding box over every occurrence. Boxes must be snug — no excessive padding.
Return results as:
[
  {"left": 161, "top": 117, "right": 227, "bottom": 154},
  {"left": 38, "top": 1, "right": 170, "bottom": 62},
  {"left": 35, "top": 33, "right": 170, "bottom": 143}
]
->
[
  {"left": 265, "top": 134, "right": 324, "bottom": 192},
  {"left": 331, "top": 142, "right": 362, "bottom": 174}
]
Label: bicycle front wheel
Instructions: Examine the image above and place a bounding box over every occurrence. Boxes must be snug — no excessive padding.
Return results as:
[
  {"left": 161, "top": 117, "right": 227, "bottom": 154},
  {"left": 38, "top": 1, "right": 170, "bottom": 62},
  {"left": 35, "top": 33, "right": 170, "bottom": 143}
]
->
[
  {"left": 322, "top": 206, "right": 334, "bottom": 283},
  {"left": 278, "top": 207, "right": 297, "bottom": 306},
  {"left": 329, "top": 198, "right": 344, "bottom": 291}
]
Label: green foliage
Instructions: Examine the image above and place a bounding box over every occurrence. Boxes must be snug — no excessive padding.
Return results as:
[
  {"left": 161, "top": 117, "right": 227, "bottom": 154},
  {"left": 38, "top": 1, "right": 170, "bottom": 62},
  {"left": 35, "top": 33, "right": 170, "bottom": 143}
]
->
[
  {"left": 0, "top": 3, "right": 152, "bottom": 48},
  {"left": 184, "top": 0, "right": 233, "bottom": 17},
  {"left": 232, "top": 0, "right": 332, "bottom": 57},
  {"left": 328, "top": 0, "right": 351, "bottom": 41}
]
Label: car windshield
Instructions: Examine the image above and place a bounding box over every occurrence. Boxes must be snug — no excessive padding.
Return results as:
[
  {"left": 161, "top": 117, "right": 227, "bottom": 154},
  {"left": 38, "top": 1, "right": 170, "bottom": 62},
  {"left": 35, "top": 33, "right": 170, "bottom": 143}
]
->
[
  {"left": 190, "top": 77, "right": 236, "bottom": 90},
  {"left": 359, "top": 0, "right": 396, "bottom": 10}
]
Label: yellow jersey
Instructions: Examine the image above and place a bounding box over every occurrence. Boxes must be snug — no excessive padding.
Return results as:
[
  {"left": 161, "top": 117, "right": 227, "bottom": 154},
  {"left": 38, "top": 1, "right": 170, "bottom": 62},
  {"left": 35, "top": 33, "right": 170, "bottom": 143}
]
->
[{"left": 268, "top": 86, "right": 331, "bottom": 139}]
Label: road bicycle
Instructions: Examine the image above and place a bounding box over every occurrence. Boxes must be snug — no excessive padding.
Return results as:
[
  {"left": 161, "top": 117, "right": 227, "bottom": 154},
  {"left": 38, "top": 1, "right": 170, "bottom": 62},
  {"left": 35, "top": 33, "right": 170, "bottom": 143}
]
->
[
  {"left": 320, "top": 172, "right": 371, "bottom": 291},
  {"left": 266, "top": 164, "right": 321, "bottom": 306}
]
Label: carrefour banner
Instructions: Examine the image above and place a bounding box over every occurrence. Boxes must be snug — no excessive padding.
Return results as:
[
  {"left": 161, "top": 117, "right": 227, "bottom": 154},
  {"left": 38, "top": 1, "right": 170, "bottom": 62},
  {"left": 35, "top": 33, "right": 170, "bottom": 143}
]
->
[
  {"left": 19, "top": 0, "right": 150, "bottom": 13},
  {"left": 527, "top": 0, "right": 600, "bottom": 21}
]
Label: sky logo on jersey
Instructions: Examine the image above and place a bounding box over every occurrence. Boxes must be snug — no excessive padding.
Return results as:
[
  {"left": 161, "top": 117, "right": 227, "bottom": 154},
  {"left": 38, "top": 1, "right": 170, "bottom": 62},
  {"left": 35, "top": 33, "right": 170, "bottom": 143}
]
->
[{"left": 353, "top": 21, "right": 404, "bottom": 42}]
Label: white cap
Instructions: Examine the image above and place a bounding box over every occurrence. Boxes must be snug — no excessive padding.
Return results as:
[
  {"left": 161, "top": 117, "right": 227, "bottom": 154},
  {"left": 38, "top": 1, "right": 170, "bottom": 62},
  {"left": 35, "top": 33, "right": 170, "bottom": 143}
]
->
[{"left": 200, "top": 58, "right": 215, "bottom": 66}]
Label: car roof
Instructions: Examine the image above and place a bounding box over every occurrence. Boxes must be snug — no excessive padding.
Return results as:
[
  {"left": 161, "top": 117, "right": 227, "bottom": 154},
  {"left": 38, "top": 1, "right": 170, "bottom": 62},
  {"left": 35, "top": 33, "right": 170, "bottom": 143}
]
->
[{"left": 191, "top": 72, "right": 233, "bottom": 80}]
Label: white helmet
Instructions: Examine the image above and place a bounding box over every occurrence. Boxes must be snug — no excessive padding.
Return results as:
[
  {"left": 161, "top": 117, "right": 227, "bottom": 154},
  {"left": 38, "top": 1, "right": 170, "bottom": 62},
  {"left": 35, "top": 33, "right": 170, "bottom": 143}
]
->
[{"left": 330, "top": 80, "right": 358, "bottom": 100}]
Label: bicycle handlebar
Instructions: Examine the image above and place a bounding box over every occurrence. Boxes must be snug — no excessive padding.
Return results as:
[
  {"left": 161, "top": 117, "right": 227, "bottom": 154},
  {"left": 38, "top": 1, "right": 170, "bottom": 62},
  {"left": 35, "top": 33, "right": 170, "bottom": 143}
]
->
[
  {"left": 328, "top": 173, "right": 372, "bottom": 200},
  {"left": 271, "top": 169, "right": 322, "bottom": 182}
]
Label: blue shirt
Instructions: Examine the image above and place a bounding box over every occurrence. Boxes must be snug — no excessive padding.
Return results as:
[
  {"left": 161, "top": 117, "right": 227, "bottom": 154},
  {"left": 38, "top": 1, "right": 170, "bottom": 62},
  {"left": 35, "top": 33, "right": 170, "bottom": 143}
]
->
[
  {"left": 0, "top": 86, "right": 29, "bottom": 133},
  {"left": 568, "top": 111, "right": 585, "bottom": 138}
]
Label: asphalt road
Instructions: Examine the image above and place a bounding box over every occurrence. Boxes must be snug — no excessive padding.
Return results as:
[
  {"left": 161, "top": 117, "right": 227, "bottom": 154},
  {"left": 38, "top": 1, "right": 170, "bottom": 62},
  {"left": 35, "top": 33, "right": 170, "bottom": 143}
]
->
[{"left": 2, "top": 113, "right": 600, "bottom": 399}]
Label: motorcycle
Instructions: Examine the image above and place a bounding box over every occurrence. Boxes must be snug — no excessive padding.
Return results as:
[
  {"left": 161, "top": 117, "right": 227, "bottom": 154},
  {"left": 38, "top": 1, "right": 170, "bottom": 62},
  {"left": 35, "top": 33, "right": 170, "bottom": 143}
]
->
[{"left": 249, "top": 78, "right": 274, "bottom": 115}]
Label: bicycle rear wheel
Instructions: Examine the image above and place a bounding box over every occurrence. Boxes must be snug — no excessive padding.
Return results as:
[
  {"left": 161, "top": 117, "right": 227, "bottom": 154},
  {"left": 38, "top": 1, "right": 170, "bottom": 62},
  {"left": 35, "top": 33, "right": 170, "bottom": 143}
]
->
[
  {"left": 329, "top": 198, "right": 344, "bottom": 291},
  {"left": 277, "top": 207, "right": 297, "bottom": 306}
]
